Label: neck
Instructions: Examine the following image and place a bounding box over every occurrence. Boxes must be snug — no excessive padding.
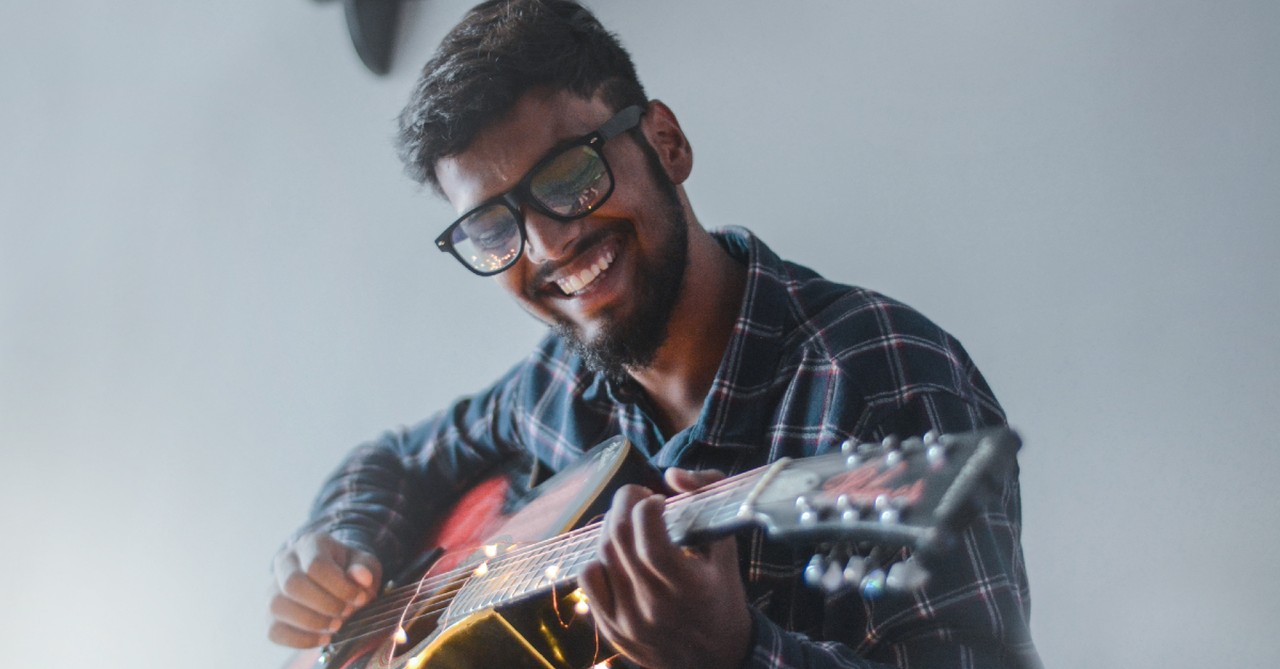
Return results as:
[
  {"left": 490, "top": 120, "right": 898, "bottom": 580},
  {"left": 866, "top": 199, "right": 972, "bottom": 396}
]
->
[{"left": 627, "top": 223, "right": 747, "bottom": 437}]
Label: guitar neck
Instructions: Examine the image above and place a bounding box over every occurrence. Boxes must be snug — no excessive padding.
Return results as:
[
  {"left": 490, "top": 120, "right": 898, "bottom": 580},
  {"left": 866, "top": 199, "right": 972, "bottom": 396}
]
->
[{"left": 445, "top": 475, "right": 759, "bottom": 619}]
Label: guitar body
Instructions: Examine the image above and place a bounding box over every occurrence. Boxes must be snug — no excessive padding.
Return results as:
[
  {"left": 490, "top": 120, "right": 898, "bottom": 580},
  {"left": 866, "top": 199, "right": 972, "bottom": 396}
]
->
[{"left": 324, "top": 436, "right": 662, "bottom": 669}]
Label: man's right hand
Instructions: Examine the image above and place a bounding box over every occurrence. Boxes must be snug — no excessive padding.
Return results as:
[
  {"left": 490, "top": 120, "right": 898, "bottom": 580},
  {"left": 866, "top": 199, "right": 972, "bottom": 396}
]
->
[{"left": 269, "top": 532, "right": 383, "bottom": 648}]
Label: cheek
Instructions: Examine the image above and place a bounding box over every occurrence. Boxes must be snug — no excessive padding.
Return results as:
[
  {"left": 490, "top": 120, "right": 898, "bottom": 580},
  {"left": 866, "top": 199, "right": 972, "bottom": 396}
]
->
[
  {"left": 493, "top": 264, "right": 553, "bottom": 319},
  {"left": 493, "top": 268, "right": 526, "bottom": 300}
]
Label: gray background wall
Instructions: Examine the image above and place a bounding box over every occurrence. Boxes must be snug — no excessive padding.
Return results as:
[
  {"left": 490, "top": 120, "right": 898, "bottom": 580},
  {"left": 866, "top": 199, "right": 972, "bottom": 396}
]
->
[{"left": 2, "top": 1, "right": 1277, "bottom": 667}]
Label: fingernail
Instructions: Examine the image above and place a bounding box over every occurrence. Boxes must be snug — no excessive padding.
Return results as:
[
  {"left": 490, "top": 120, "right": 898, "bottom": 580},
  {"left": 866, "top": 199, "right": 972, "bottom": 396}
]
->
[{"left": 348, "top": 564, "right": 373, "bottom": 588}]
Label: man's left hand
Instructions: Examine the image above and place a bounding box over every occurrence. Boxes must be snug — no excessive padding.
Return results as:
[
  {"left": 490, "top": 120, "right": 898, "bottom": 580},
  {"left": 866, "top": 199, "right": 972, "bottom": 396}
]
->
[{"left": 579, "top": 468, "right": 752, "bottom": 669}]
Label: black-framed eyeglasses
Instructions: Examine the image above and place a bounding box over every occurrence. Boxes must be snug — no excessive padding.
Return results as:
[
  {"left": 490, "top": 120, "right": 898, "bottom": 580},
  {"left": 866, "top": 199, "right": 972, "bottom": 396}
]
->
[{"left": 435, "top": 105, "right": 645, "bottom": 276}]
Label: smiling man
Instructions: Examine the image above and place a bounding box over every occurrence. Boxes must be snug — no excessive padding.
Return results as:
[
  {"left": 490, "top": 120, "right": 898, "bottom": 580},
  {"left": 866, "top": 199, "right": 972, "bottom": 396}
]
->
[{"left": 268, "top": 2, "right": 1039, "bottom": 668}]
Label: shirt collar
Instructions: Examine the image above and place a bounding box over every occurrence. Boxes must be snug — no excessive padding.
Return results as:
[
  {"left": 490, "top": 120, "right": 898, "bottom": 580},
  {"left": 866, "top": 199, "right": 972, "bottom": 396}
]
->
[{"left": 683, "top": 227, "right": 795, "bottom": 449}]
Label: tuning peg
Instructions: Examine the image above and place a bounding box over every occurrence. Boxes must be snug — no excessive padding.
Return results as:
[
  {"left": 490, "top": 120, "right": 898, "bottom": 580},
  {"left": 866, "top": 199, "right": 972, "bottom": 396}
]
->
[
  {"left": 926, "top": 443, "right": 947, "bottom": 468},
  {"left": 842, "top": 442, "right": 863, "bottom": 469},
  {"left": 886, "top": 559, "right": 931, "bottom": 591},
  {"left": 804, "top": 554, "right": 825, "bottom": 588},
  {"left": 881, "top": 436, "right": 904, "bottom": 467},
  {"left": 836, "top": 495, "right": 860, "bottom": 524},
  {"left": 873, "top": 494, "right": 910, "bottom": 524},
  {"left": 860, "top": 568, "right": 887, "bottom": 599},
  {"left": 842, "top": 556, "right": 866, "bottom": 586},
  {"left": 796, "top": 496, "right": 819, "bottom": 526},
  {"left": 821, "top": 561, "right": 847, "bottom": 593},
  {"left": 900, "top": 436, "right": 924, "bottom": 454}
]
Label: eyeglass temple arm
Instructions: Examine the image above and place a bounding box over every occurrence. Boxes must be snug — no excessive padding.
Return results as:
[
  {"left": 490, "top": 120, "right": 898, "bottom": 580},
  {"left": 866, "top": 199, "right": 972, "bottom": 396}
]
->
[{"left": 598, "top": 105, "right": 645, "bottom": 141}]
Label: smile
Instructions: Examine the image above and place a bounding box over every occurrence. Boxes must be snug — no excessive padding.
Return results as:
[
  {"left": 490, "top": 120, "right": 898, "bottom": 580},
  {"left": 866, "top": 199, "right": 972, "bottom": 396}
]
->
[{"left": 554, "top": 246, "right": 616, "bottom": 295}]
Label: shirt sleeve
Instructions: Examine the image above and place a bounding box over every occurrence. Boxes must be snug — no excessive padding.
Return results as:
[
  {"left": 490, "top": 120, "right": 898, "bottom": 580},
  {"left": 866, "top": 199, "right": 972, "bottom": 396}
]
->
[{"left": 282, "top": 365, "right": 528, "bottom": 578}]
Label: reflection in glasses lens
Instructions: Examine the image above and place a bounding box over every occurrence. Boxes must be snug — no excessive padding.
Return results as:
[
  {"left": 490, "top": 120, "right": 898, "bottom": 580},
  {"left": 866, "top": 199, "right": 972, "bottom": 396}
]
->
[
  {"left": 453, "top": 204, "right": 522, "bottom": 274},
  {"left": 530, "top": 146, "right": 609, "bottom": 218},
  {"left": 453, "top": 144, "right": 611, "bottom": 274},
  {"left": 437, "top": 104, "right": 643, "bottom": 276}
]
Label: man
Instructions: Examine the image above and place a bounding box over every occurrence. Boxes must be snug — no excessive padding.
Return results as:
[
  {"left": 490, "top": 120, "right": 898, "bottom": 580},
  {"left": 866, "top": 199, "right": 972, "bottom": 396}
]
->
[{"left": 268, "top": 1, "right": 1039, "bottom": 667}]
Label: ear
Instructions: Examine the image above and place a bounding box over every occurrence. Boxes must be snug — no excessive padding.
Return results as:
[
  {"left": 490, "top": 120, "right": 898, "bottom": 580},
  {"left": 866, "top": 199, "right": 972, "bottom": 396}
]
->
[{"left": 639, "top": 100, "right": 693, "bottom": 185}]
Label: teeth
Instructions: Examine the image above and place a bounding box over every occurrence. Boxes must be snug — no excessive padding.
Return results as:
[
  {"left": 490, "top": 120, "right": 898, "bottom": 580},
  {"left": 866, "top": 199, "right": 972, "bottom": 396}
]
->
[{"left": 556, "top": 249, "right": 615, "bottom": 295}]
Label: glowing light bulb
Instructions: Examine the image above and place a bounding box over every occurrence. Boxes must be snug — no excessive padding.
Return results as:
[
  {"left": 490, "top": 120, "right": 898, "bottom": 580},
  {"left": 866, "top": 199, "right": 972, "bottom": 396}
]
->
[
  {"left": 473, "top": 561, "right": 489, "bottom": 577},
  {"left": 574, "top": 599, "right": 590, "bottom": 616},
  {"left": 483, "top": 544, "right": 498, "bottom": 558},
  {"left": 394, "top": 626, "right": 408, "bottom": 645},
  {"left": 545, "top": 564, "right": 560, "bottom": 580}
]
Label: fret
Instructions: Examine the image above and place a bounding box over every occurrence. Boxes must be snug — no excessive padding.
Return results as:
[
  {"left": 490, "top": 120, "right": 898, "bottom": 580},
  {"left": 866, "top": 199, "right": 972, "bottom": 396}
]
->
[
  {"left": 497, "top": 545, "right": 544, "bottom": 607},
  {"left": 447, "top": 477, "right": 767, "bottom": 621},
  {"left": 508, "top": 550, "right": 539, "bottom": 601},
  {"left": 479, "top": 562, "right": 506, "bottom": 609}
]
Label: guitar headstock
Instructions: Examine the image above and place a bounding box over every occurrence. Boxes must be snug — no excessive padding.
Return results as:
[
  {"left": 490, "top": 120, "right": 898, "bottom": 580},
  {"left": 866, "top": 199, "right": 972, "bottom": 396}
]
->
[{"left": 738, "top": 427, "right": 1021, "bottom": 598}]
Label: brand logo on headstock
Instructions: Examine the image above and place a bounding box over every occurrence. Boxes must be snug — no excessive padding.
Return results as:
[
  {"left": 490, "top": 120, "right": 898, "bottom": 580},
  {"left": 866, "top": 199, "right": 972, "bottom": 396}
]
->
[{"left": 819, "top": 461, "right": 925, "bottom": 508}]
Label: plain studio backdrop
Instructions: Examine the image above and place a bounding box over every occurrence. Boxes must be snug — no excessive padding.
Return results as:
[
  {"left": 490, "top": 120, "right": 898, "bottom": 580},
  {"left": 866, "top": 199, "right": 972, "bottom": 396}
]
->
[{"left": 2, "top": 1, "right": 1276, "bottom": 667}]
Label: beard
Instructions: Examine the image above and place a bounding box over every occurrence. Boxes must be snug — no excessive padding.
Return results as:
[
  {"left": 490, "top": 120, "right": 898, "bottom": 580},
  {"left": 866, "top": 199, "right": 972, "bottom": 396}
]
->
[{"left": 551, "top": 145, "right": 689, "bottom": 381}]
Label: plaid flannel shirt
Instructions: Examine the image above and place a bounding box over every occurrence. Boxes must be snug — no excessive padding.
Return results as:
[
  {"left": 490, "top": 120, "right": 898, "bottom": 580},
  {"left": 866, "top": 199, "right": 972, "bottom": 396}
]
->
[{"left": 300, "top": 227, "right": 1039, "bottom": 668}]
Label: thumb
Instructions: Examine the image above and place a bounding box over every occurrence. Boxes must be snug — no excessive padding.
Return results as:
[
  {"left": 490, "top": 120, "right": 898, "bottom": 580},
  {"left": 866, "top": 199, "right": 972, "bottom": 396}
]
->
[
  {"left": 664, "top": 467, "right": 726, "bottom": 493},
  {"left": 343, "top": 549, "right": 382, "bottom": 598}
]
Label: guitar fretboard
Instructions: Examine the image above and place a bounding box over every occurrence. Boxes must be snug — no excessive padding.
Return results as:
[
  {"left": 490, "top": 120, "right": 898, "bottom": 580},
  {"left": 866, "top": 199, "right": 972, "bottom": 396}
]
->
[{"left": 444, "top": 476, "right": 756, "bottom": 620}]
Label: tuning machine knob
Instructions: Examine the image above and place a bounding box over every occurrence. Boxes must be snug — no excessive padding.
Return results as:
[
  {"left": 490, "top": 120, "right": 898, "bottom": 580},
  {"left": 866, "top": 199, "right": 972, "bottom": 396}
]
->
[
  {"left": 886, "top": 559, "right": 931, "bottom": 592},
  {"left": 873, "top": 494, "right": 910, "bottom": 524},
  {"left": 842, "top": 556, "right": 866, "bottom": 587},
  {"left": 836, "top": 494, "right": 861, "bottom": 524},
  {"left": 795, "top": 496, "right": 819, "bottom": 526},
  {"left": 803, "top": 553, "right": 825, "bottom": 588},
  {"left": 841, "top": 439, "right": 865, "bottom": 469},
  {"left": 860, "top": 568, "right": 887, "bottom": 599}
]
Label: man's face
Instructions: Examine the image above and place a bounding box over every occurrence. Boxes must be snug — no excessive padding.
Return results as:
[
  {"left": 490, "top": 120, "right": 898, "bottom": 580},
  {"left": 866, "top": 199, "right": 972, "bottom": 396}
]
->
[{"left": 435, "top": 91, "right": 688, "bottom": 377}]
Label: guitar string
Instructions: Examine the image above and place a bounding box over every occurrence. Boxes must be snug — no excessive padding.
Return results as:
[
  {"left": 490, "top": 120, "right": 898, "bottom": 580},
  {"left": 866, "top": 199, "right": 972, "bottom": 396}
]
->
[
  {"left": 345, "top": 441, "right": 945, "bottom": 639},
  {"left": 329, "top": 473, "right": 759, "bottom": 647},
  {"left": 343, "top": 469, "right": 756, "bottom": 626},
  {"left": 342, "top": 459, "right": 788, "bottom": 644},
  {"left": 333, "top": 481, "right": 748, "bottom": 646}
]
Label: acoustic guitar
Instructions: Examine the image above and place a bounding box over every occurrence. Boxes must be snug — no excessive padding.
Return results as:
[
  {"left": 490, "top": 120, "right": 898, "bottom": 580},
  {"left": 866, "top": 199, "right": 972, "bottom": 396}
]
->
[{"left": 286, "top": 427, "right": 1021, "bottom": 669}]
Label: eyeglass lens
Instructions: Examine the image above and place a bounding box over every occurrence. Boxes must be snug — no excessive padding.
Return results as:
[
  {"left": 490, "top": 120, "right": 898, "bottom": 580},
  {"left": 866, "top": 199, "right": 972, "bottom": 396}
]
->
[{"left": 452, "top": 143, "right": 612, "bottom": 274}]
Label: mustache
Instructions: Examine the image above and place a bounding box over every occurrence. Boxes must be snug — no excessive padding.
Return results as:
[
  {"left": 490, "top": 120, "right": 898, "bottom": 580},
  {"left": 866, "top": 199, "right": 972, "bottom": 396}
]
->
[{"left": 526, "top": 224, "right": 620, "bottom": 293}]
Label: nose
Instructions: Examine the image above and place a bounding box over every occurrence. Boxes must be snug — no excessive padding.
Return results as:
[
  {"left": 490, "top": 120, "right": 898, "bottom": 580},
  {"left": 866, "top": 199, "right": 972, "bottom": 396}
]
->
[{"left": 521, "top": 210, "right": 582, "bottom": 265}]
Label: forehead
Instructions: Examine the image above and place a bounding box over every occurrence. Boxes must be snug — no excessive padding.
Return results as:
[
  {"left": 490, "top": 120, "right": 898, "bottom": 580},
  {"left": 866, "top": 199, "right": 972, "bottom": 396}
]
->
[{"left": 435, "top": 91, "right": 615, "bottom": 213}]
